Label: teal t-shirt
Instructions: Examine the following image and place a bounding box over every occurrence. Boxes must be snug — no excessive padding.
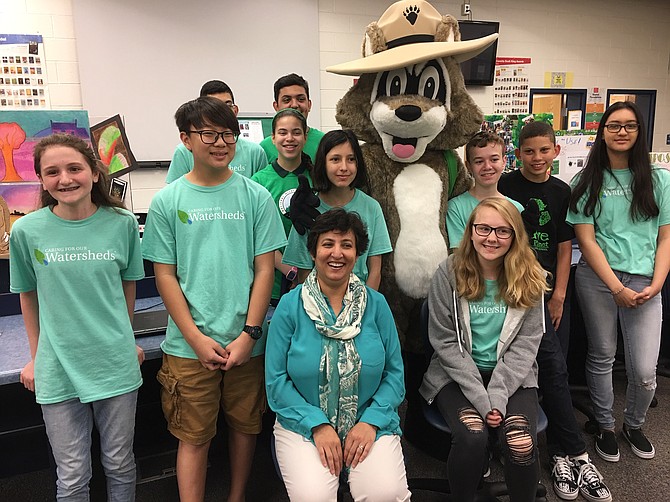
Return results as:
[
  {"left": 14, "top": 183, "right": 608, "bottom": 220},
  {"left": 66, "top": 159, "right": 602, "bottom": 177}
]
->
[
  {"left": 9, "top": 206, "right": 144, "bottom": 404},
  {"left": 447, "top": 192, "right": 524, "bottom": 249},
  {"left": 141, "top": 174, "right": 287, "bottom": 358},
  {"left": 260, "top": 126, "right": 324, "bottom": 164},
  {"left": 165, "top": 138, "right": 268, "bottom": 183},
  {"left": 282, "top": 189, "right": 392, "bottom": 282},
  {"left": 251, "top": 160, "right": 313, "bottom": 299},
  {"left": 469, "top": 280, "right": 507, "bottom": 371},
  {"left": 567, "top": 167, "right": 670, "bottom": 277}
]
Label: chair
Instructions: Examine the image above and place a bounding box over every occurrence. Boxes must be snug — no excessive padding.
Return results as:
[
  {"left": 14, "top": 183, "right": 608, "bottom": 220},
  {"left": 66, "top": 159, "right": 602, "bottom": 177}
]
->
[{"left": 408, "top": 300, "right": 548, "bottom": 501}]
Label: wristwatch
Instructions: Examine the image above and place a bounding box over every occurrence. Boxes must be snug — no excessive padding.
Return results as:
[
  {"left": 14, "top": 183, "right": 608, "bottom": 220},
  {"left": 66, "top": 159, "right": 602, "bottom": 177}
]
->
[
  {"left": 286, "top": 266, "right": 298, "bottom": 282},
  {"left": 243, "top": 324, "right": 263, "bottom": 340}
]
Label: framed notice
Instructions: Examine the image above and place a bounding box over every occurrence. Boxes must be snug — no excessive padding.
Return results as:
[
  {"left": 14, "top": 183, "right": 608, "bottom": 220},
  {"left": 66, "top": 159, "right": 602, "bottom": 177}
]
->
[
  {"left": 493, "top": 57, "right": 531, "bottom": 115},
  {"left": 0, "top": 34, "right": 50, "bottom": 109}
]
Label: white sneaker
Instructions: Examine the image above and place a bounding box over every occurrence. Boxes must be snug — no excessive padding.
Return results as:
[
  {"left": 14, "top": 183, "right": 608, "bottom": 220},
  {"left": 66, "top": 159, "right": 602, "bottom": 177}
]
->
[
  {"left": 551, "top": 455, "right": 578, "bottom": 500},
  {"left": 573, "top": 457, "right": 612, "bottom": 502}
]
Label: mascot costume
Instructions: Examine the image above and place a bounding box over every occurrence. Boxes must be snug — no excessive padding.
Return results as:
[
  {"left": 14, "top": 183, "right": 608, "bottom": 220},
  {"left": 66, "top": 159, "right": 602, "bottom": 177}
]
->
[{"left": 326, "top": 0, "right": 498, "bottom": 453}]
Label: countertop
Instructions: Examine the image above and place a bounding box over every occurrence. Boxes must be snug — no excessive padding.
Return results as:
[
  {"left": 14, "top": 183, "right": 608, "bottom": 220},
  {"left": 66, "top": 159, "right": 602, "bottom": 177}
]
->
[{"left": 0, "top": 297, "right": 166, "bottom": 386}]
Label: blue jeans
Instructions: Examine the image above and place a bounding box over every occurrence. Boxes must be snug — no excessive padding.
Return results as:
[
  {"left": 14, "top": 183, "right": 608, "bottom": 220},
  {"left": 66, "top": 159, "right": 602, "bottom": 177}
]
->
[
  {"left": 575, "top": 261, "right": 661, "bottom": 429},
  {"left": 537, "top": 301, "right": 587, "bottom": 457},
  {"left": 41, "top": 391, "right": 138, "bottom": 502}
]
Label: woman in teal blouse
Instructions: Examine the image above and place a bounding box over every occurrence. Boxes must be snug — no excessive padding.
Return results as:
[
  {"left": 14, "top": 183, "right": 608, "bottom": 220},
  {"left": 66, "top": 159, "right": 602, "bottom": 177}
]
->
[{"left": 265, "top": 208, "right": 410, "bottom": 502}]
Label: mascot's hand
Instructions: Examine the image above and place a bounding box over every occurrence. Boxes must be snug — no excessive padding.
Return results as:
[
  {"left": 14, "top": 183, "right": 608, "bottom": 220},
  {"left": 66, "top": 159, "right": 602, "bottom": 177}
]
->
[{"left": 289, "top": 174, "right": 320, "bottom": 235}]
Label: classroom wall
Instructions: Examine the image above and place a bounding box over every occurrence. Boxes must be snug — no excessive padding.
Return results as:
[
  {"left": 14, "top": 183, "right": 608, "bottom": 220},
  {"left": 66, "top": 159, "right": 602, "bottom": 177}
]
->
[
  {"left": 3, "top": 0, "right": 670, "bottom": 211},
  {"left": 318, "top": 0, "right": 670, "bottom": 152}
]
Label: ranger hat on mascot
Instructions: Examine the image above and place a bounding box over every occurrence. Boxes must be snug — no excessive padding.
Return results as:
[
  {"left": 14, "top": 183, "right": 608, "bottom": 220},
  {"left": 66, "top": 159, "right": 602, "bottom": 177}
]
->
[{"left": 327, "top": 0, "right": 498, "bottom": 76}]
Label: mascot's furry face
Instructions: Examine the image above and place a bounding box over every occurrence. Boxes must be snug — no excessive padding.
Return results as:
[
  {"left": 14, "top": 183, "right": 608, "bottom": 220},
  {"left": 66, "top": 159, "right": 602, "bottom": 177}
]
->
[
  {"left": 370, "top": 58, "right": 450, "bottom": 163},
  {"left": 337, "top": 54, "right": 482, "bottom": 160}
]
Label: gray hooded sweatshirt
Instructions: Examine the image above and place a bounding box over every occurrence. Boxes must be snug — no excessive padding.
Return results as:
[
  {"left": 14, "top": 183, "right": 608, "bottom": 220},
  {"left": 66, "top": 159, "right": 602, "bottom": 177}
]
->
[{"left": 419, "top": 255, "right": 544, "bottom": 418}]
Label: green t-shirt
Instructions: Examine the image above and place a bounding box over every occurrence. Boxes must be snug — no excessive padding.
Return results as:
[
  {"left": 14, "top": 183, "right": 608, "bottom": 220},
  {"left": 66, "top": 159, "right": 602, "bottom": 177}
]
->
[
  {"left": 469, "top": 280, "right": 507, "bottom": 371},
  {"left": 9, "top": 207, "right": 144, "bottom": 404},
  {"left": 282, "top": 189, "right": 392, "bottom": 282},
  {"left": 567, "top": 167, "right": 670, "bottom": 277},
  {"left": 447, "top": 192, "right": 524, "bottom": 249},
  {"left": 259, "top": 126, "right": 324, "bottom": 164},
  {"left": 251, "top": 160, "right": 313, "bottom": 299},
  {"left": 141, "top": 174, "right": 287, "bottom": 358},
  {"left": 165, "top": 138, "right": 268, "bottom": 183}
]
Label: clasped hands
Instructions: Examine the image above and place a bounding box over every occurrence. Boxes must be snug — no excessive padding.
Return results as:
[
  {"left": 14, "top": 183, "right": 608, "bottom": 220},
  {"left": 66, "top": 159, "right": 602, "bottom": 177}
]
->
[
  {"left": 312, "top": 422, "right": 377, "bottom": 475},
  {"left": 192, "top": 331, "right": 254, "bottom": 371},
  {"left": 614, "top": 285, "right": 658, "bottom": 309}
]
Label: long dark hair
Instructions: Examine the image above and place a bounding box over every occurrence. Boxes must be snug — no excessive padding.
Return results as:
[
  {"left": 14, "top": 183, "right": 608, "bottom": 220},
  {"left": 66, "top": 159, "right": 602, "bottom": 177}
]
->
[
  {"left": 312, "top": 129, "right": 369, "bottom": 193},
  {"left": 33, "top": 134, "right": 125, "bottom": 210},
  {"left": 569, "top": 101, "right": 658, "bottom": 220}
]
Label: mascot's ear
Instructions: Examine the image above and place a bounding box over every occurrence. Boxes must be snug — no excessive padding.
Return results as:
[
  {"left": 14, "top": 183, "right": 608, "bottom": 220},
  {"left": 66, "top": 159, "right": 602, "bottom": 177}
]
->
[
  {"left": 363, "top": 22, "right": 387, "bottom": 56},
  {"left": 436, "top": 14, "right": 460, "bottom": 43}
]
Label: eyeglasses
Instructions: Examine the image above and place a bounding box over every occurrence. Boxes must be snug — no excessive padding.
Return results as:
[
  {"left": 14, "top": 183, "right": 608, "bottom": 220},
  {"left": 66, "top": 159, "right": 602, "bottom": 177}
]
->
[
  {"left": 604, "top": 123, "right": 639, "bottom": 133},
  {"left": 188, "top": 130, "right": 239, "bottom": 145},
  {"left": 472, "top": 223, "right": 514, "bottom": 239}
]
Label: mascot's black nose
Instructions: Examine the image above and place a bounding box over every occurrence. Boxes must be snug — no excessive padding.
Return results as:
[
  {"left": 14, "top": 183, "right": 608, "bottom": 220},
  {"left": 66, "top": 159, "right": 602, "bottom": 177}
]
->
[{"left": 395, "top": 105, "right": 422, "bottom": 122}]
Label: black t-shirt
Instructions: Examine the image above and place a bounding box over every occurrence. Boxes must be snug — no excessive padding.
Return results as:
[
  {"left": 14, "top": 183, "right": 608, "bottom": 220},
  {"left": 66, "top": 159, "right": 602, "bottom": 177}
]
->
[{"left": 498, "top": 170, "right": 574, "bottom": 285}]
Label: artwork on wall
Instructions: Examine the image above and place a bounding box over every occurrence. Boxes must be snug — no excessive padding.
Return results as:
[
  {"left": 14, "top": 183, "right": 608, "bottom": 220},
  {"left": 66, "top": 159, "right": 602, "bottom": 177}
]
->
[
  {"left": 0, "top": 110, "right": 90, "bottom": 257},
  {"left": 90, "top": 115, "right": 138, "bottom": 178},
  {"left": 0, "top": 110, "right": 90, "bottom": 183},
  {"left": 0, "top": 182, "right": 41, "bottom": 257}
]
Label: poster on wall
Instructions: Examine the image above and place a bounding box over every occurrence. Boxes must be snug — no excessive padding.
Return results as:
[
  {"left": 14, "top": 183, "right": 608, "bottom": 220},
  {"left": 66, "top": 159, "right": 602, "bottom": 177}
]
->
[
  {"left": 238, "top": 119, "right": 264, "bottom": 143},
  {"left": 586, "top": 87, "right": 605, "bottom": 130},
  {"left": 650, "top": 152, "right": 670, "bottom": 171},
  {"left": 0, "top": 34, "right": 51, "bottom": 109},
  {"left": 554, "top": 130, "right": 596, "bottom": 184},
  {"left": 493, "top": 57, "right": 531, "bottom": 115},
  {"left": 0, "top": 110, "right": 90, "bottom": 250}
]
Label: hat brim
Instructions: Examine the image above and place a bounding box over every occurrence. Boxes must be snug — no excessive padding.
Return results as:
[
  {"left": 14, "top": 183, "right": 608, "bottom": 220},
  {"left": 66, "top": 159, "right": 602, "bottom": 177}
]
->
[{"left": 326, "top": 33, "right": 499, "bottom": 76}]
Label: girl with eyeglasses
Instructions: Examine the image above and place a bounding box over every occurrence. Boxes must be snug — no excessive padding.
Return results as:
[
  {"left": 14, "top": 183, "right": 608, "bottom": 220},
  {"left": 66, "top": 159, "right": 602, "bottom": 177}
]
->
[
  {"left": 421, "top": 198, "right": 548, "bottom": 501},
  {"left": 568, "top": 101, "right": 670, "bottom": 462}
]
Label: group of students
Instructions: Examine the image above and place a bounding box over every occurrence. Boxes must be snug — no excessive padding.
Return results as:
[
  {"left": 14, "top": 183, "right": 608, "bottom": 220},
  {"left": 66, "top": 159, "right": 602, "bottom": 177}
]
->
[{"left": 8, "top": 68, "right": 668, "bottom": 502}]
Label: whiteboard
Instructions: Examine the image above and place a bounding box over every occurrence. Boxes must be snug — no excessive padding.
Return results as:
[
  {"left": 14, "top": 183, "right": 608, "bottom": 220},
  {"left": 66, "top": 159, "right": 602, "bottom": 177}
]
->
[{"left": 72, "top": 0, "right": 320, "bottom": 161}]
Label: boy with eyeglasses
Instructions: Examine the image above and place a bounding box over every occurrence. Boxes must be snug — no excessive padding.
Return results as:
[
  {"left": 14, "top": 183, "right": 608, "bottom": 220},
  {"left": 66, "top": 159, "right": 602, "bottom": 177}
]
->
[
  {"left": 259, "top": 73, "right": 325, "bottom": 162},
  {"left": 142, "top": 97, "right": 287, "bottom": 502},
  {"left": 165, "top": 80, "right": 268, "bottom": 183},
  {"left": 499, "top": 121, "right": 611, "bottom": 502}
]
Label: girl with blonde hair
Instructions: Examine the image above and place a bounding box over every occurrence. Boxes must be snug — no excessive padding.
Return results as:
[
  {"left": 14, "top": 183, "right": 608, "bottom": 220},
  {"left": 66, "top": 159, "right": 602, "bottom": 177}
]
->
[{"left": 421, "top": 197, "right": 547, "bottom": 501}]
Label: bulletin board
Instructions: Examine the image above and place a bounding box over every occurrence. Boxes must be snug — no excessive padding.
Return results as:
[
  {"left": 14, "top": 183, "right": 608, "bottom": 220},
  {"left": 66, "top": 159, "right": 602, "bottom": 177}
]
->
[{"left": 71, "top": 0, "right": 320, "bottom": 163}]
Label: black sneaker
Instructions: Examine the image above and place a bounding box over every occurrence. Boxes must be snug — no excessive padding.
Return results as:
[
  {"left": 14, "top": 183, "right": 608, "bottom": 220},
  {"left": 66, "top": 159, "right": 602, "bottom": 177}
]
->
[
  {"left": 573, "top": 457, "right": 612, "bottom": 502},
  {"left": 622, "top": 425, "right": 655, "bottom": 459},
  {"left": 551, "top": 455, "right": 578, "bottom": 500},
  {"left": 595, "top": 430, "right": 619, "bottom": 462}
]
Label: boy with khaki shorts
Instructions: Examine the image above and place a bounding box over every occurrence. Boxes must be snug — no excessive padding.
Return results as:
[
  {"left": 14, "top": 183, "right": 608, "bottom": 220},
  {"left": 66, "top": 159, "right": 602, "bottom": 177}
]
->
[{"left": 142, "top": 97, "right": 287, "bottom": 502}]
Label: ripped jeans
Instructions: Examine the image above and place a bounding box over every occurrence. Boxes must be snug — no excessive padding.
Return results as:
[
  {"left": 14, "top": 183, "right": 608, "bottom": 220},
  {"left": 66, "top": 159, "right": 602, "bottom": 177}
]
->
[
  {"left": 436, "top": 381, "right": 539, "bottom": 502},
  {"left": 575, "top": 261, "right": 661, "bottom": 430}
]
